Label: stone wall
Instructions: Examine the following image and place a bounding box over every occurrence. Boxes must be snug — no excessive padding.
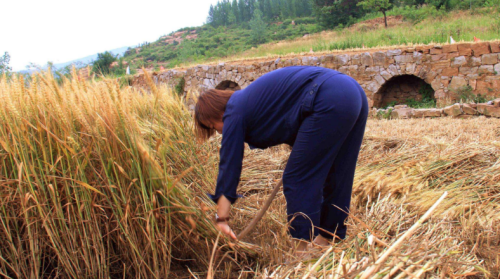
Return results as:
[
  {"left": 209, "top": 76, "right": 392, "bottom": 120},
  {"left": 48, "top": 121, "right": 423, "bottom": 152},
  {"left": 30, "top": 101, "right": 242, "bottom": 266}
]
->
[
  {"left": 131, "top": 41, "right": 500, "bottom": 108},
  {"left": 372, "top": 98, "right": 500, "bottom": 119}
]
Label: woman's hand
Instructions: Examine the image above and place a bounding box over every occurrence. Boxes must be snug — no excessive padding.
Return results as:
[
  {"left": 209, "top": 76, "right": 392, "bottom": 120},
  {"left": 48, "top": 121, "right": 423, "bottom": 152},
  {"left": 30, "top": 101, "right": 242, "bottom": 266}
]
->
[
  {"left": 216, "top": 222, "right": 237, "bottom": 240},
  {"left": 216, "top": 195, "right": 237, "bottom": 240}
]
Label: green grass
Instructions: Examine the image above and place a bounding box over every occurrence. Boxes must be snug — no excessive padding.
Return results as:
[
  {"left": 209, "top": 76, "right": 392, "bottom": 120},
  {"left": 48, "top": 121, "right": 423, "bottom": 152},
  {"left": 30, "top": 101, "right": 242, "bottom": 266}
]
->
[
  {"left": 236, "top": 8, "right": 500, "bottom": 60},
  {"left": 120, "top": 7, "right": 500, "bottom": 71}
]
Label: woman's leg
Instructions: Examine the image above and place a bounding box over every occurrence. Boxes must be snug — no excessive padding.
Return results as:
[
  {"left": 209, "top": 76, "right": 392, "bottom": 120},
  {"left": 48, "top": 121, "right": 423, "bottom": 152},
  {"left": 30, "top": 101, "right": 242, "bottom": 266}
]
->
[
  {"left": 283, "top": 74, "right": 365, "bottom": 242},
  {"left": 318, "top": 82, "right": 368, "bottom": 241}
]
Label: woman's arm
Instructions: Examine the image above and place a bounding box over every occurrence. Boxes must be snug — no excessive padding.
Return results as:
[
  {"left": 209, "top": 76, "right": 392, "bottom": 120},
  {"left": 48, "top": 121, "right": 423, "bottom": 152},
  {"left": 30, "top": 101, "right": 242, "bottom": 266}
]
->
[
  {"left": 207, "top": 114, "right": 245, "bottom": 204},
  {"left": 208, "top": 112, "right": 245, "bottom": 239},
  {"left": 217, "top": 194, "right": 232, "bottom": 218}
]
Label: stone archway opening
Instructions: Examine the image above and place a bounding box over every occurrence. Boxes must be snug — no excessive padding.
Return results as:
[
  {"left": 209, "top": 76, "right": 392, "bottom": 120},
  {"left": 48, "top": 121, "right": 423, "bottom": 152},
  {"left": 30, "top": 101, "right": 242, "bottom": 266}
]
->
[
  {"left": 374, "top": 75, "right": 435, "bottom": 108},
  {"left": 216, "top": 80, "right": 241, "bottom": 91}
]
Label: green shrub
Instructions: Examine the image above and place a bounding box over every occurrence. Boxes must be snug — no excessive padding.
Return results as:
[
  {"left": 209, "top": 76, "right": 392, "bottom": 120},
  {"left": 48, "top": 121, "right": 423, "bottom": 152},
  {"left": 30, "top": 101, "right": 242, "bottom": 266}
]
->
[
  {"left": 92, "top": 51, "right": 117, "bottom": 75},
  {"left": 175, "top": 78, "right": 185, "bottom": 95},
  {"left": 484, "top": 0, "right": 500, "bottom": 7},
  {"left": 119, "top": 75, "right": 133, "bottom": 87},
  {"left": 456, "top": 85, "right": 488, "bottom": 103},
  {"left": 377, "top": 108, "right": 393, "bottom": 119},
  {"left": 294, "top": 17, "right": 316, "bottom": 24},
  {"left": 384, "top": 101, "right": 397, "bottom": 109},
  {"left": 405, "top": 83, "right": 437, "bottom": 108},
  {"left": 399, "top": 4, "right": 446, "bottom": 24},
  {"left": 405, "top": 97, "right": 436, "bottom": 108}
]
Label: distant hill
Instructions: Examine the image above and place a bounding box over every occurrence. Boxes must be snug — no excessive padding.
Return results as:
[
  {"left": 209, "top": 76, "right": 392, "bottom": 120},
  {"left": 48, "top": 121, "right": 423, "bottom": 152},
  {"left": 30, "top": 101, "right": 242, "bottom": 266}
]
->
[
  {"left": 53, "top": 46, "right": 130, "bottom": 69},
  {"left": 18, "top": 46, "right": 131, "bottom": 74}
]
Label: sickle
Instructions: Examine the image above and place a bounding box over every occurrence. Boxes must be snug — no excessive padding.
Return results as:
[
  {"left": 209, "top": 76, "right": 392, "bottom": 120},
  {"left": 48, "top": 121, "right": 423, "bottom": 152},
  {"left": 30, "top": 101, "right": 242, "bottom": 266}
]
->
[{"left": 237, "top": 177, "right": 283, "bottom": 240}]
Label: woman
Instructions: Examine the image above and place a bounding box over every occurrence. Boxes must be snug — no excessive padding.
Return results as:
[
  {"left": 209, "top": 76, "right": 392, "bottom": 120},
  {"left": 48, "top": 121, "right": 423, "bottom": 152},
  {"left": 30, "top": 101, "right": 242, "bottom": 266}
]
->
[{"left": 195, "top": 66, "right": 368, "bottom": 252}]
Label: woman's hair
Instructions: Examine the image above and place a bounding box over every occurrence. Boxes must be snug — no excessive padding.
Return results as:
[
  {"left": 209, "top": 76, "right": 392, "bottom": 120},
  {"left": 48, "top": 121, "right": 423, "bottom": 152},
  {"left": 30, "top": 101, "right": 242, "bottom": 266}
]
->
[{"left": 194, "top": 89, "right": 234, "bottom": 140}]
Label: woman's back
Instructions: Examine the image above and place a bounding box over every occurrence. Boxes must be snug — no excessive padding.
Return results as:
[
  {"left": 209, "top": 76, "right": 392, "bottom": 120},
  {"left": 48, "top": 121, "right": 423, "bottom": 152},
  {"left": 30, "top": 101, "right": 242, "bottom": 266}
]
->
[{"left": 227, "top": 66, "right": 339, "bottom": 148}]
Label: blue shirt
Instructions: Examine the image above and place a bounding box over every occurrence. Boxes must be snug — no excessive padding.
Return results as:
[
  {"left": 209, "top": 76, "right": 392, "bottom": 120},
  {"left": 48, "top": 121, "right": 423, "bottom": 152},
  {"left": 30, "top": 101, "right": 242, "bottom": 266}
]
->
[{"left": 208, "top": 66, "right": 341, "bottom": 204}]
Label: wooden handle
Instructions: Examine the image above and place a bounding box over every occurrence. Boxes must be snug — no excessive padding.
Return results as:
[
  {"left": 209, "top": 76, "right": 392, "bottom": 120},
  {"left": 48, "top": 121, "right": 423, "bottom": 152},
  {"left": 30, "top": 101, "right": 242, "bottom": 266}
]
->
[{"left": 237, "top": 178, "right": 283, "bottom": 240}]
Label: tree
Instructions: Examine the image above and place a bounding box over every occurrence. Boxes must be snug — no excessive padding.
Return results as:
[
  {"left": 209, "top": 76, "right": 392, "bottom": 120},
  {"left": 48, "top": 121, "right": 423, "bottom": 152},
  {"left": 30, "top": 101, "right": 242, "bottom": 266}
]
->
[
  {"left": 231, "top": 0, "right": 240, "bottom": 23},
  {"left": 92, "top": 51, "right": 117, "bottom": 75},
  {"left": 425, "top": 0, "right": 452, "bottom": 9},
  {"left": 296, "top": 0, "right": 313, "bottom": 17},
  {"left": 0, "top": 52, "right": 12, "bottom": 75},
  {"left": 269, "top": 0, "right": 280, "bottom": 20},
  {"left": 312, "top": 0, "right": 364, "bottom": 29},
  {"left": 262, "top": 0, "right": 273, "bottom": 19},
  {"left": 357, "top": 0, "right": 393, "bottom": 27},
  {"left": 249, "top": 8, "right": 267, "bottom": 43},
  {"left": 238, "top": 0, "right": 247, "bottom": 21},
  {"left": 207, "top": 4, "right": 215, "bottom": 24},
  {"left": 247, "top": 0, "right": 257, "bottom": 20},
  {"left": 288, "top": 0, "right": 297, "bottom": 17},
  {"left": 228, "top": 9, "right": 237, "bottom": 24}
]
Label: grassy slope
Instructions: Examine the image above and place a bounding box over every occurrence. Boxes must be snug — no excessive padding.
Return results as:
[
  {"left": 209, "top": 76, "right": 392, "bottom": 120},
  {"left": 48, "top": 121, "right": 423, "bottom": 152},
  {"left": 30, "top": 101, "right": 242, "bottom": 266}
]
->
[
  {"left": 122, "top": 18, "right": 320, "bottom": 69},
  {"left": 173, "top": 8, "right": 500, "bottom": 69},
  {"left": 120, "top": 8, "right": 500, "bottom": 72}
]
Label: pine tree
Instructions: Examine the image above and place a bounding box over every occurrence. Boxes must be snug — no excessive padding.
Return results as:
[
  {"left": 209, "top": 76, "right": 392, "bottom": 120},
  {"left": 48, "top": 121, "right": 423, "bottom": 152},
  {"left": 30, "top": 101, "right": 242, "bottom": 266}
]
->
[
  {"left": 312, "top": 0, "right": 363, "bottom": 28},
  {"left": 270, "top": 0, "right": 280, "bottom": 20},
  {"left": 248, "top": 0, "right": 256, "bottom": 16},
  {"left": 281, "top": 0, "right": 291, "bottom": 18},
  {"left": 222, "top": 0, "right": 231, "bottom": 26},
  {"left": 249, "top": 8, "right": 267, "bottom": 43},
  {"left": 207, "top": 4, "right": 215, "bottom": 25},
  {"left": 294, "top": 0, "right": 312, "bottom": 17},
  {"left": 232, "top": 0, "right": 240, "bottom": 23},
  {"left": 244, "top": 0, "right": 254, "bottom": 22},
  {"left": 302, "top": 0, "right": 313, "bottom": 17},
  {"left": 213, "top": 4, "right": 221, "bottom": 26},
  {"left": 238, "top": 0, "right": 246, "bottom": 21},
  {"left": 262, "top": 0, "right": 272, "bottom": 20},
  {"left": 289, "top": 0, "right": 297, "bottom": 18},
  {"left": 228, "top": 9, "right": 237, "bottom": 24}
]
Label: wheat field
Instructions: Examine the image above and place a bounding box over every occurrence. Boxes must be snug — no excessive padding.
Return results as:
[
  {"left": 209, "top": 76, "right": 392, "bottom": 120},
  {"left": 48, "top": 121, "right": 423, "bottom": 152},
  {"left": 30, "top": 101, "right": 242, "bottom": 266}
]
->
[{"left": 0, "top": 72, "right": 499, "bottom": 278}]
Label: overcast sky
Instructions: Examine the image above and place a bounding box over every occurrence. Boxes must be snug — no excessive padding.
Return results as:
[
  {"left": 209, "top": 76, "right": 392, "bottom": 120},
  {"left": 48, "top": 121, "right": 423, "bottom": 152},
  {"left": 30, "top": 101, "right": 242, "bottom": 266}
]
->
[{"left": 1, "top": 0, "right": 220, "bottom": 71}]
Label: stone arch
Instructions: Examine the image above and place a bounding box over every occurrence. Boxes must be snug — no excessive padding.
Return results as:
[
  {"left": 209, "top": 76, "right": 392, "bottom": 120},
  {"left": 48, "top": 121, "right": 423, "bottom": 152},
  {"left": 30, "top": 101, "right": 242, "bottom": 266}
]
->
[
  {"left": 215, "top": 80, "right": 241, "bottom": 91},
  {"left": 373, "top": 75, "right": 435, "bottom": 108}
]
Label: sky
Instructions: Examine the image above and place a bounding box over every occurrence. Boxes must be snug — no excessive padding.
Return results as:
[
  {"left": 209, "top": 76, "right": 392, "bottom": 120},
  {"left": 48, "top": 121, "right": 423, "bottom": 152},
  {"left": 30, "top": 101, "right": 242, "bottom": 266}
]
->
[{"left": 1, "top": 0, "right": 220, "bottom": 71}]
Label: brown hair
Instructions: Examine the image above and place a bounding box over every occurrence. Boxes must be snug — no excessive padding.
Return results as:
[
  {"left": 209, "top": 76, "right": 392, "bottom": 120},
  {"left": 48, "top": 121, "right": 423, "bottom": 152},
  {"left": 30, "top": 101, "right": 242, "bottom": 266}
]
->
[{"left": 194, "top": 89, "right": 234, "bottom": 140}]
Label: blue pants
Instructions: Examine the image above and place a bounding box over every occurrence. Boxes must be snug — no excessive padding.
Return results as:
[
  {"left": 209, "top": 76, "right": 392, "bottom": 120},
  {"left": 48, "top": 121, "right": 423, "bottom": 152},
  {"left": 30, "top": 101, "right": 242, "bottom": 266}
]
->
[{"left": 283, "top": 74, "right": 368, "bottom": 241}]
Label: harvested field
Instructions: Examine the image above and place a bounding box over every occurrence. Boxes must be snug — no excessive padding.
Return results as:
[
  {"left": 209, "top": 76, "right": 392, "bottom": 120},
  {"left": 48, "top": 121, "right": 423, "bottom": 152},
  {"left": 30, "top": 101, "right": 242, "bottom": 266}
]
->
[
  {"left": 223, "top": 117, "right": 500, "bottom": 278},
  {"left": 0, "top": 73, "right": 499, "bottom": 278}
]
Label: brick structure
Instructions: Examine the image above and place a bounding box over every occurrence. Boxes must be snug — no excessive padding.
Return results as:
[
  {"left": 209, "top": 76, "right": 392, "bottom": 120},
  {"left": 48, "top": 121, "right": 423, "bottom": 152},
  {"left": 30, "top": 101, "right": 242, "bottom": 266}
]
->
[{"left": 132, "top": 42, "right": 500, "bottom": 109}]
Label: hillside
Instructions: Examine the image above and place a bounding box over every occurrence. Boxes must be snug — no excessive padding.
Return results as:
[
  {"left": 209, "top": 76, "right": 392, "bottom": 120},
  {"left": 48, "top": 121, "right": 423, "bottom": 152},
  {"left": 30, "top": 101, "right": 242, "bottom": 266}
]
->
[
  {"left": 121, "top": 17, "right": 319, "bottom": 70},
  {"left": 121, "top": 7, "right": 500, "bottom": 73},
  {"left": 238, "top": 9, "right": 500, "bottom": 59}
]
